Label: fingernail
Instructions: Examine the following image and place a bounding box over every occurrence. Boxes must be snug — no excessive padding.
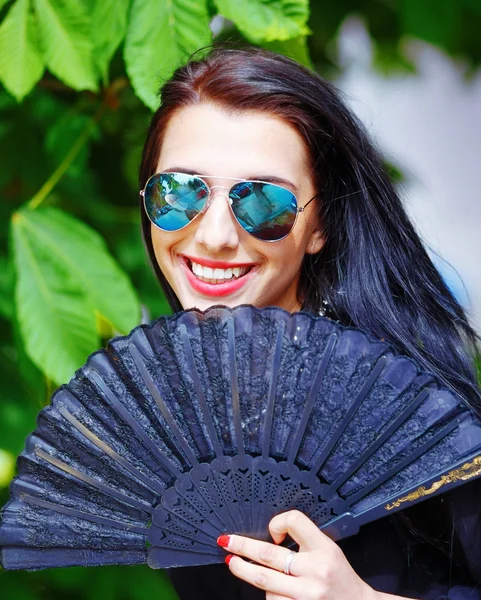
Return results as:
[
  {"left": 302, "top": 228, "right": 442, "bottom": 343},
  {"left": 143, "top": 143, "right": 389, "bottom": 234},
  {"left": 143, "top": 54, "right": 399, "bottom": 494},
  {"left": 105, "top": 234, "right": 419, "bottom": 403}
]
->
[
  {"left": 217, "top": 535, "right": 230, "bottom": 548},
  {"left": 225, "top": 554, "right": 234, "bottom": 566}
]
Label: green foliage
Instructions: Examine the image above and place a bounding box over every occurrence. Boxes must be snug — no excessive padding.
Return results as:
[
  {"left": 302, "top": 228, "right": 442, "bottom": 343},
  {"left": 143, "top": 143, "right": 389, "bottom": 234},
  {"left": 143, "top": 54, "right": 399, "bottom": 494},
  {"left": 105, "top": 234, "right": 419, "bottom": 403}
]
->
[
  {"left": 213, "top": 0, "right": 310, "bottom": 43},
  {"left": 0, "top": 0, "right": 43, "bottom": 101},
  {"left": 0, "top": 0, "right": 312, "bottom": 104},
  {"left": 33, "top": 0, "right": 97, "bottom": 92},
  {"left": 124, "top": 0, "right": 212, "bottom": 110},
  {"left": 91, "top": 0, "right": 130, "bottom": 84},
  {"left": 0, "top": 564, "right": 179, "bottom": 600},
  {"left": 12, "top": 208, "right": 99, "bottom": 385},
  {"left": 401, "top": 0, "right": 460, "bottom": 50},
  {"left": 0, "top": 0, "right": 480, "bottom": 598},
  {"left": 0, "top": 255, "right": 14, "bottom": 319},
  {"left": 12, "top": 206, "right": 140, "bottom": 384}
]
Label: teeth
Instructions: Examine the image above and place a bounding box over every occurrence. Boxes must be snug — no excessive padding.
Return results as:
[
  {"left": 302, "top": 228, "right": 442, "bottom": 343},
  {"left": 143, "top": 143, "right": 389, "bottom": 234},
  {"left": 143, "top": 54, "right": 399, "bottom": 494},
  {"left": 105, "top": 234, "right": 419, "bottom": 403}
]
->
[{"left": 190, "top": 261, "right": 250, "bottom": 282}]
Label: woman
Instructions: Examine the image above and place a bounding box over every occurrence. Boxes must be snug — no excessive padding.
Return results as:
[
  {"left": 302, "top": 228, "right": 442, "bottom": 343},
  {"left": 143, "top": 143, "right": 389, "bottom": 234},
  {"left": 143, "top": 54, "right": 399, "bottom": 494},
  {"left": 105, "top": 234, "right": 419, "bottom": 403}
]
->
[{"left": 139, "top": 47, "right": 481, "bottom": 599}]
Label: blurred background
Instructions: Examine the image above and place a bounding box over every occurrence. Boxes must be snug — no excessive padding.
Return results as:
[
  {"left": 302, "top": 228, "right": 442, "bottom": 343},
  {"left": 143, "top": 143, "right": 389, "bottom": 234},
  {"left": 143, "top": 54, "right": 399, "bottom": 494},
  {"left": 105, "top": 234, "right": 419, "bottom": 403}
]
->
[{"left": 0, "top": 0, "right": 480, "bottom": 597}]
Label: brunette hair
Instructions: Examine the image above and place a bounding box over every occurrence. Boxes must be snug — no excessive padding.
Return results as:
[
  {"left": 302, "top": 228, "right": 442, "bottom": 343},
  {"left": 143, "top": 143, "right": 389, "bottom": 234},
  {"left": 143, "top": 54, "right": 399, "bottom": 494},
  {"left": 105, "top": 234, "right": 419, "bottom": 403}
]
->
[{"left": 139, "top": 46, "right": 480, "bottom": 411}]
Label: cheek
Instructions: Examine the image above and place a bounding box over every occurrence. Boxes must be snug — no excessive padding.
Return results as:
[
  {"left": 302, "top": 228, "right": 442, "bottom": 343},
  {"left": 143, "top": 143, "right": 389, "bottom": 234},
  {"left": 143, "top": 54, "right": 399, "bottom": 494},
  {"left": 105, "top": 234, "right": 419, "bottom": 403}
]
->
[
  {"left": 277, "top": 225, "right": 314, "bottom": 263},
  {"left": 265, "top": 239, "right": 306, "bottom": 279},
  {"left": 150, "top": 226, "right": 174, "bottom": 274},
  {"left": 151, "top": 228, "right": 164, "bottom": 263},
  {"left": 265, "top": 221, "right": 321, "bottom": 281}
]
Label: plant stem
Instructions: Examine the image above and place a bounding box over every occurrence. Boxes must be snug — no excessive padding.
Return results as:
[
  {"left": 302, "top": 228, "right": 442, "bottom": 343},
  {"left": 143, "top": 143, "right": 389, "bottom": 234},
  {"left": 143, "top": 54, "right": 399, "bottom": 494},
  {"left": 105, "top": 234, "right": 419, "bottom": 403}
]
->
[{"left": 27, "top": 105, "right": 105, "bottom": 211}]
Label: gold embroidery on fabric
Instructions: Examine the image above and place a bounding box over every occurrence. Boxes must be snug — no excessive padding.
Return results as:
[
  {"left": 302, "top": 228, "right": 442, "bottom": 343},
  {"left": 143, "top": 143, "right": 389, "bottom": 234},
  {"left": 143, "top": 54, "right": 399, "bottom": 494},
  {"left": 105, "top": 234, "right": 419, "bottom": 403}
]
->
[{"left": 385, "top": 456, "right": 481, "bottom": 511}]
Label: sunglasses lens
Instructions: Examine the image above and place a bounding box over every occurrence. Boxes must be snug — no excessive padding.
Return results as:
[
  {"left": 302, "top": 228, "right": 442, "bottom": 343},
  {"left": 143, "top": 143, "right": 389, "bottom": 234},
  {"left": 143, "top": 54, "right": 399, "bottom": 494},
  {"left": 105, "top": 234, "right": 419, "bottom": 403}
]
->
[
  {"left": 230, "top": 182, "right": 297, "bottom": 241},
  {"left": 144, "top": 173, "right": 208, "bottom": 231}
]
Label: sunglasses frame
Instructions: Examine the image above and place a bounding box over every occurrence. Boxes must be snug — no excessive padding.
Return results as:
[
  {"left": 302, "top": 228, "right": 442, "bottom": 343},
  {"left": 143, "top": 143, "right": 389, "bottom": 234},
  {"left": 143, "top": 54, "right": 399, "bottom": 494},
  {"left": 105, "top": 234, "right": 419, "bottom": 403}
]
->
[{"left": 140, "top": 172, "right": 318, "bottom": 243}]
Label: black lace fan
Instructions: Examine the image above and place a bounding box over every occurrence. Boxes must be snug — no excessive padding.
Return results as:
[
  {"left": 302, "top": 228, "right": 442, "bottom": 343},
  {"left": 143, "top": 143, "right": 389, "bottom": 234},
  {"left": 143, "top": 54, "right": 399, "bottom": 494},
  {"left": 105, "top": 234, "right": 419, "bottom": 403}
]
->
[{"left": 2, "top": 305, "right": 481, "bottom": 572}]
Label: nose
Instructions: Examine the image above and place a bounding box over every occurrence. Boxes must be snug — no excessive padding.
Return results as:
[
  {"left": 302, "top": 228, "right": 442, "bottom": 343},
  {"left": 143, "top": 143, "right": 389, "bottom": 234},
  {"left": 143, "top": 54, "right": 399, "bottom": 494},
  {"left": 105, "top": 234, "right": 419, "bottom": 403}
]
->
[{"left": 194, "top": 188, "right": 240, "bottom": 252}]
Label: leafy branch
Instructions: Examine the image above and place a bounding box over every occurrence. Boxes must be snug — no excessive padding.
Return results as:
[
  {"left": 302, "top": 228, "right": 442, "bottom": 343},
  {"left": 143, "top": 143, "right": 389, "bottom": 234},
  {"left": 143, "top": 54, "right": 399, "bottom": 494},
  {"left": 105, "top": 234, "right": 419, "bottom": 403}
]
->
[{"left": 27, "top": 103, "right": 104, "bottom": 210}]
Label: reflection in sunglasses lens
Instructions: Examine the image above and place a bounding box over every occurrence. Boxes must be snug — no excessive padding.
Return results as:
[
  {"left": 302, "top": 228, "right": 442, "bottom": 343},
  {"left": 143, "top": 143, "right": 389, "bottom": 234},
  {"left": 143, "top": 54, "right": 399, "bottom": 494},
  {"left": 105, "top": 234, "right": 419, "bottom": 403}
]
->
[
  {"left": 230, "top": 181, "right": 297, "bottom": 241},
  {"left": 145, "top": 174, "right": 208, "bottom": 231}
]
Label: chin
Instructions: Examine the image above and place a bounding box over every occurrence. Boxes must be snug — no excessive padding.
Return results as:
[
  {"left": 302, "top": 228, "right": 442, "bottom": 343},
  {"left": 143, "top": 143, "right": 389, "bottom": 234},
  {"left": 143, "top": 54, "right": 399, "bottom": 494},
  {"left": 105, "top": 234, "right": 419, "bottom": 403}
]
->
[{"left": 179, "top": 296, "right": 248, "bottom": 312}]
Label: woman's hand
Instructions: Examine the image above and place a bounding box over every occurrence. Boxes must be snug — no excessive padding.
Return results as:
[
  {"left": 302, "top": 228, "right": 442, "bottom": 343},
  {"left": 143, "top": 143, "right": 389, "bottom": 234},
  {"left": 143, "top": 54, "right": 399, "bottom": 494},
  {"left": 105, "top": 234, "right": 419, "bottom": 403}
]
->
[{"left": 217, "top": 510, "right": 403, "bottom": 600}]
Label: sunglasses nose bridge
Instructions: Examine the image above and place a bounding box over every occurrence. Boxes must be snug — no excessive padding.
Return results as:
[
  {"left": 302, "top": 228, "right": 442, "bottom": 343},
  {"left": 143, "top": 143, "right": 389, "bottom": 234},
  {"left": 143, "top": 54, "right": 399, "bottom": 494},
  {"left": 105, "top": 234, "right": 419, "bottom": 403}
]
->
[
  {"left": 197, "top": 186, "right": 234, "bottom": 221},
  {"left": 208, "top": 185, "right": 234, "bottom": 205}
]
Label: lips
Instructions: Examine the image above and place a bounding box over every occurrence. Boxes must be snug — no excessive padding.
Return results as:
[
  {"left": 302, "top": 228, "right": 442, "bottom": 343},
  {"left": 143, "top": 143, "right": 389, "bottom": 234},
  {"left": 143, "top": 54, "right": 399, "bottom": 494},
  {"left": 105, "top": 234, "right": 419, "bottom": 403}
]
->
[{"left": 180, "top": 256, "right": 257, "bottom": 297}]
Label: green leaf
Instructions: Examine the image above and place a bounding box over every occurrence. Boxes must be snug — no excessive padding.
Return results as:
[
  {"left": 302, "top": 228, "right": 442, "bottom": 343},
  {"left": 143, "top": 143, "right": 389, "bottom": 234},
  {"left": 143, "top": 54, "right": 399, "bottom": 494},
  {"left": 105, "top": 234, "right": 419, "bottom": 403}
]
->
[
  {"left": 91, "top": 0, "right": 131, "bottom": 83},
  {"left": 12, "top": 208, "right": 99, "bottom": 384},
  {"left": 213, "top": 0, "right": 310, "bottom": 43},
  {"left": 0, "top": 0, "right": 44, "bottom": 101},
  {"left": 124, "top": 0, "right": 212, "bottom": 110},
  {"left": 32, "top": 0, "right": 97, "bottom": 91},
  {"left": 15, "top": 206, "right": 140, "bottom": 338}
]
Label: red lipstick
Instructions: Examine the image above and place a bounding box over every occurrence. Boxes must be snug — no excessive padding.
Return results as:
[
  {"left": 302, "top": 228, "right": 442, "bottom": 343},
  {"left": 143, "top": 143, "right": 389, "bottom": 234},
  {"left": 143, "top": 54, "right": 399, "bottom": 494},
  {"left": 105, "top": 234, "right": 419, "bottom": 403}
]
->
[
  {"left": 180, "top": 256, "right": 257, "bottom": 298},
  {"left": 183, "top": 255, "right": 254, "bottom": 269}
]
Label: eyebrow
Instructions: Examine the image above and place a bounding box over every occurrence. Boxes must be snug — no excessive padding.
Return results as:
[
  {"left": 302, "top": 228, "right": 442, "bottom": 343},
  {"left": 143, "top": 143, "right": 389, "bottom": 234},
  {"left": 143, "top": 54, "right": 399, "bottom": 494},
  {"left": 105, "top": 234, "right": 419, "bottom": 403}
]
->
[{"left": 163, "top": 167, "right": 299, "bottom": 194}]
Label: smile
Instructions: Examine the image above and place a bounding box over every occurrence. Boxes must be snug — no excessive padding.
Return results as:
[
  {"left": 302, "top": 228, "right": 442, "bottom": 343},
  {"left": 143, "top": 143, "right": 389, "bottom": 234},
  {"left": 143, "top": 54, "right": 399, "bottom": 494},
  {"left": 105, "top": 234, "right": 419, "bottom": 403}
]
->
[
  {"left": 189, "top": 260, "right": 252, "bottom": 283},
  {"left": 181, "top": 256, "right": 257, "bottom": 297}
]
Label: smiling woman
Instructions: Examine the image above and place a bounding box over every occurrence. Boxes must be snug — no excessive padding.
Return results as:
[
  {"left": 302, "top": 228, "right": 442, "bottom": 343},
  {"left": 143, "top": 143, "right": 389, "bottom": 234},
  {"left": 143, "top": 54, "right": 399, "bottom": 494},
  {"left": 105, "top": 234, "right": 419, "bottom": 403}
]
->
[
  {"left": 146, "top": 104, "right": 323, "bottom": 313},
  {"left": 138, "top": 47, "right": 481, "bottom": 600}
]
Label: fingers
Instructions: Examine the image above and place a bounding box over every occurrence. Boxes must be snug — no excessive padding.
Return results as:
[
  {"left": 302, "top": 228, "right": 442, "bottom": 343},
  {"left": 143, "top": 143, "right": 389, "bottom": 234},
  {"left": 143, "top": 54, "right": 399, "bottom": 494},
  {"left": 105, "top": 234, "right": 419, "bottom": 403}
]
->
[
  {"left": 218, "top": 512, "right": 372, "bottom": 600},
  {"left": 219, "top": 534, "right": 303, "bottom": 575},
  {"left": 217, "top": 510, "right": 333, "bottom": 572},
  {"left": 226, "top": 554, "right": 310, "bottom": 599},
  {"left": 269, "top": 510, "right": 331, "bottom": 551}
]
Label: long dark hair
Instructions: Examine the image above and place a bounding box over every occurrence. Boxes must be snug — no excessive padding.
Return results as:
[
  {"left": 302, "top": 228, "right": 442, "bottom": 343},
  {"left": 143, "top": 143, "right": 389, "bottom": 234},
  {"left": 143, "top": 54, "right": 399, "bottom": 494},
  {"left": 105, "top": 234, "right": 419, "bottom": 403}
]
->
[{"left": 139, "top": 46, "right": 480, "bottom": 413}]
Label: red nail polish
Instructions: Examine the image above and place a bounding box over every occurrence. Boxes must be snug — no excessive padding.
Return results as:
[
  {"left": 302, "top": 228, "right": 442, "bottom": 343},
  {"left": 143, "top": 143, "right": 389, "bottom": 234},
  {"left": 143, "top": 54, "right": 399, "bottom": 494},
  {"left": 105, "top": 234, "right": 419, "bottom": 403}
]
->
[
  {"left": 225, "top": 554, "right": 234, "bottom": 566},
  {"left": 217, "top": 534, "right": 230, "bottom": 548}
]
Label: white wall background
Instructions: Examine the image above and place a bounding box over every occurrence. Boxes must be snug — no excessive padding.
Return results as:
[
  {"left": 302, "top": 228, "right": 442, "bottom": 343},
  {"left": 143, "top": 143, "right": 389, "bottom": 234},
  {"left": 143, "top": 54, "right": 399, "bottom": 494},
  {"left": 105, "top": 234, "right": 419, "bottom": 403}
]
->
[{"left": 335, "top": 18, "right": 481, "bottom": 330}]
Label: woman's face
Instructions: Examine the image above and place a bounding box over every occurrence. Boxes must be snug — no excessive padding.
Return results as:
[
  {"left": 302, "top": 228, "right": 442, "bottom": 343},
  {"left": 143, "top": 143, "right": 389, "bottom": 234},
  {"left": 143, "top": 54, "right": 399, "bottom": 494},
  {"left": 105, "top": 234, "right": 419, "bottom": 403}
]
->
[{"left": 151, "top": 103, "right": 324, "bottom": 312}]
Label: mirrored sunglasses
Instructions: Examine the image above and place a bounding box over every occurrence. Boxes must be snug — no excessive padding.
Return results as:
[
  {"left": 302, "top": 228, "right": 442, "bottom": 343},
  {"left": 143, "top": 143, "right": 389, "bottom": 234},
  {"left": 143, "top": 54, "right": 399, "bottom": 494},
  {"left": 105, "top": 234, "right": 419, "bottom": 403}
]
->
[{"left": 140, "top": 172, "right": 317, "bottom": 242}]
